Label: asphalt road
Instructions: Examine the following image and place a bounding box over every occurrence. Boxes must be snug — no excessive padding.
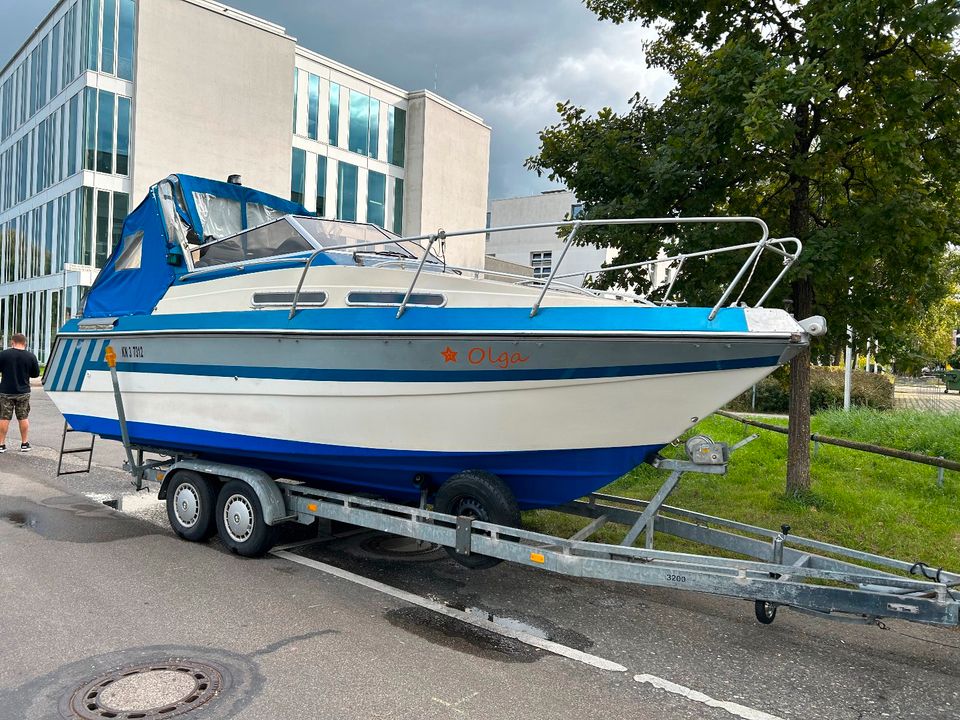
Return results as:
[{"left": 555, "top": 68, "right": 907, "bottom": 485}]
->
[{"left": 1, "top": 388, "right": 958, "bottom": 719}]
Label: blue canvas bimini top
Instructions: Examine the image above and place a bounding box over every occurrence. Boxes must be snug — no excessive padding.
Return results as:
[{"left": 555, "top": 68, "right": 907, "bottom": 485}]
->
[{"left": 82, "top": 174, "right": 309, "bottom": 318}]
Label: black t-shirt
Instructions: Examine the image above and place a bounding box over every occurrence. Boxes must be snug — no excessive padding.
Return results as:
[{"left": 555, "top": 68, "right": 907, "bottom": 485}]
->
[{"left": 0, "top": 347, "right": 40, "bottom": 395}]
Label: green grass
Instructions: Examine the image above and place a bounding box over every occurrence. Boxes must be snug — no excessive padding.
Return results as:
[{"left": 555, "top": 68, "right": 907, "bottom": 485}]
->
[{"left": 523, "top": 413, "right": 960, "bottom": 570}]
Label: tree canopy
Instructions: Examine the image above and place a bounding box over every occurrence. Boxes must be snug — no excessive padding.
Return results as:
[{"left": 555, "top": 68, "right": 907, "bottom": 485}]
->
[{"left": 526, "top": 0, "right": 960, "bottom": 492}]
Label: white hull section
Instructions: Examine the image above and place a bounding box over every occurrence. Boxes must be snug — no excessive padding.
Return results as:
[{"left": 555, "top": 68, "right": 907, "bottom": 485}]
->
[{"left": 50, "top": 365, "right": 770, "bottom": 453}]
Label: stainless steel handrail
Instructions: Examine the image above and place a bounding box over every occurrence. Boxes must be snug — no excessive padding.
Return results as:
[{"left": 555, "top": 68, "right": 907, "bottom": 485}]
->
[{"left": 276, "top": 216, "right": 800, "bottom": 320}]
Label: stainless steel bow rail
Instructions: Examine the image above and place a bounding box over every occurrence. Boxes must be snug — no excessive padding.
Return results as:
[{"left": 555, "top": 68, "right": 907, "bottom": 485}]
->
[{"left": 286, "top": 216, "right": 802, "bottom": 321}]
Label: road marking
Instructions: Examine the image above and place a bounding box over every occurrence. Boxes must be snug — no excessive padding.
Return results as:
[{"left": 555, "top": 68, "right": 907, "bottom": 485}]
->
[
  {"left": 272, "top": 549, "right": 627, "bottom": 672},
  {"left": 634, "top": 674, "right": 785, "bottom": 720}
]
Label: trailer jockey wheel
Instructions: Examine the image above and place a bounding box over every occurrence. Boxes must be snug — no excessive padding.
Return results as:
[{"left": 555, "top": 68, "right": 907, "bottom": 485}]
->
[
  {"left": 755, "top": 600, "right": 778, "bottom": 624},
  {"left": 435, "top": 470, "right": 521, "bottom": 570},
  {"left": 166, "top": 470, "right": 218, "bottom": 542},
  {"left": 215, "top": 480, "right": 277, "bottom": 557}
]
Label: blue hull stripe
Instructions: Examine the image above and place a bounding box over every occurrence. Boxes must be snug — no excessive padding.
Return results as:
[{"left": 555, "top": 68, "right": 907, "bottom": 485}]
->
[
  {"left": 48, "top": 338, "right": 72, "bottom": 391},
  {"left": 57, "top": 341, "right": 85, "bottom": 392},
  {"left": 66, "top": 305, "right": 751, "bottom": 335},
  {"left": 65, "top": 414, "right": 660, "bottom": 509},
  {"left": 83, "top": 355, "right": 779, "bottom": 383}
]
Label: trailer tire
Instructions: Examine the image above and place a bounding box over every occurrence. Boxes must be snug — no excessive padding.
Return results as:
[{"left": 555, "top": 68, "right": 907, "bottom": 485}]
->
[
  {"left": 215, "top": 480, "right": 277, "bottom": 557},
  {"left": 166, "top": 470, "right": 218, "bottom": 542},
  {"left": 435, "top": 470, "right": 520, "bottom": 570},
  {"left": 754, "top": 600, "right": 778, "bottom": 624}
]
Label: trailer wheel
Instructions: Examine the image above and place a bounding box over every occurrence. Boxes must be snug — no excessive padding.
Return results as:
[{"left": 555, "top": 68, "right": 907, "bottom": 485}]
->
[
  {"left": 435, "top": 470, "right": 521, "bottom": 570},
  {"left": 755, "top": 600, "right": 778, "bottom": 624},
  {"left": 166, "top": 470, "right": 218, "bottom": 542},
  {"left": 215, "top": 480, "right": 277, "bottom": 557}
]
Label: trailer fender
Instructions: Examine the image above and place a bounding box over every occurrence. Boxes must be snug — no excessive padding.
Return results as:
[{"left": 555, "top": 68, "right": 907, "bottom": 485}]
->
[{"left": 158, "top": 460, "right": 290, "bottom": 526}]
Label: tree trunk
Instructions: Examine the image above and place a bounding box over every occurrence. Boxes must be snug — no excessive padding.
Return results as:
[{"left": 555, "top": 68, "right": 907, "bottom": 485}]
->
[
  {"left": 786, "top": 116, "right": 813, "bottom": 495},
  {"left": 787, "top": 276, "right": 813, "bottom": 495}
]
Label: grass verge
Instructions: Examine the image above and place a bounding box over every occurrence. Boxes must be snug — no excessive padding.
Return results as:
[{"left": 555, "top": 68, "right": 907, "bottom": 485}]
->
[{"left": 523, "top": 413, "right": 960, "bottom": 570}]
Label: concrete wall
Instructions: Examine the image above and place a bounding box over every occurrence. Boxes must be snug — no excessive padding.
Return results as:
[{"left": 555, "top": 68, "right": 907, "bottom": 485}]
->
[
  {"left": 131, "top": 0, "right": 296, "bottom": 199},
  {"left": 405, "top": 91, "right": 490, "bottom": 269},
  {"left": 487, "top": 191, "right": 615, "bottom": 285}
]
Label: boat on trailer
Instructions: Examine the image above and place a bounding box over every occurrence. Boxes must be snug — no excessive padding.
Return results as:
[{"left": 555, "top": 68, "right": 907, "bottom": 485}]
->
[{"left": 45, "top": 173, "right": 823, "bottom": 520}]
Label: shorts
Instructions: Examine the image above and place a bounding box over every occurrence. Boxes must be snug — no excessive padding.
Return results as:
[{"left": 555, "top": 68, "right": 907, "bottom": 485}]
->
[{"left": 0, "top": 394, "right": 30, "bottom": 421}]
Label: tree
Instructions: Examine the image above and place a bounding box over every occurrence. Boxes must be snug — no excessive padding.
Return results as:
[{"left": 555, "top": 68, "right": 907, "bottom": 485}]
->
[{"left": 526, "top": 0, "right": 960, "bottom": 494}]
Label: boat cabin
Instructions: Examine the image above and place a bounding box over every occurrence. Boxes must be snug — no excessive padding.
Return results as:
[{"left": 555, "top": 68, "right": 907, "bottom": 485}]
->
[{"left": 82, "top": 174, "right": 437, "bottom": 318}]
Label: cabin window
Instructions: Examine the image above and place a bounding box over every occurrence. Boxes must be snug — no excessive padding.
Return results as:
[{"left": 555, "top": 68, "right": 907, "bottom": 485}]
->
[
  {"left": 247, "top": 203, "right": 286, "bottom": 229},
  {"left": 252, "top": 290, "right": 327, "bottom": 307},
  {"left": 346, "top": 291, "right": 445, "bottom": 307},
  {"left": 195, "top": 219, "right": 314, "bottom": 268},
  {"left": 114, "top": 230, "right": 143, "bottom": 270},
  {"left": 193, "top": 192, "right": 242, "bottom": 240}
]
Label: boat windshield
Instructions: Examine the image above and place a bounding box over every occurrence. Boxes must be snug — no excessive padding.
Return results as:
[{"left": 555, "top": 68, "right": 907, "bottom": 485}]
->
[
  {"left": 293, "top": 217, "right": 438, "bottom": 261},
  {"left": 194, "top": 217, "right": 318, "bottom": 268}
]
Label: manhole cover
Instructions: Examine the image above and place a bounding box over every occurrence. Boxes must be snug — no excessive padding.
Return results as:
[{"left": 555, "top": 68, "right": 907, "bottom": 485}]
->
[
  {"left": 359, "top": 533, "right": 444, "bottom": 560},
  {"left": 66, "top": 660, "right": 223, "bottom": 719}
]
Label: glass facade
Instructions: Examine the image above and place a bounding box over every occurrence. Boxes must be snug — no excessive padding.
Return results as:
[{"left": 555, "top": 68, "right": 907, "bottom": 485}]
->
[
  {"left": 307, "top": 73, "right": 320, "bottom": 140},
  {"left": 393, "top": 178, "right": 403, "bottom": 235},
  {"left": 347, "top": 90, "right": 379, "bottom": 158},
  {"left": 387, "top": 106, "right": 405, "bottom": 167},
  {"left": 315, "top": 154, "right": 326, "bottom": 216},
  {"left": 0, "top": 0, "right": 136, "bottom": 360},
  {"left": 367, "top": 171, "right": 385, "bottom": 228},
  {"left": 290, "top": 148, "right": 306, "bottom": 205},
  {"left": 336, "top": 161, "right": 358, "bottom": 222},
  {"left": 328, "top": 82, "right": 339, "bottom": 146}
]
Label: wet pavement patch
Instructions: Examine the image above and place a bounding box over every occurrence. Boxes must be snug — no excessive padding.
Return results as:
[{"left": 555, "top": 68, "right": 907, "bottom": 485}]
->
[
  {"left": 384, "top": 606, "right": 542, "bottom": 663},
  {"left": 0, "top": 495, "right": 163, "bottom": 543}
]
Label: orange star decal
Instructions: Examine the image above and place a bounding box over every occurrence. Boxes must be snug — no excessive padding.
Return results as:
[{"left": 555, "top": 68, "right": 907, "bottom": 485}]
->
[{"left": 441, "top": 346, "right": 458, "bottom": 363}]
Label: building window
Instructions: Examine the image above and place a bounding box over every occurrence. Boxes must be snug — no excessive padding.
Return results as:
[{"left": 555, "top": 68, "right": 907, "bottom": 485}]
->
[
  {"left": 387, "top": 107, "right": 405, "bottom": 167},
  {"left": 117, "top": 0, "right": 135, "bottom": 80},
  {"left": 571, "top": 203, "right": 584, "bottom": 219},
  {"left": 348, "top": 91, "right": 368, "bottom": 156},
  {"left": 96, "top": 89, "right": 114, "bottom": 173},
  {"left": 336, "top": 161, "right": 358, "bottom": 222},
  {"left": 315, "top": 154, "right": 326, "bottom": 216},
  {"left": 393, "top": 177, "right": 403, "bottom": 235},
  {"left": 368, "top": 97, "right": 379, "bottom": 159},
  {"left": 328, "top": 82, "right": 340, "bottom": 146},
  {"left": 84, "top": 0, "right": 100, "bottom": 72},
  {"left": 116, "top": 95, "right": 130, "bottom": 175},
  {"left": 101, "top": 0, "right": 116, "bottom": 74},
  {"left": 112, "top": 192, "right": 128, "bottom": 254},
  {"left": 347, "top": 91, "right": 379, "bottom": 158},
  {"left": 95, "top": 189, "right": 110, "bottom": 266},
  {"left": 307, "top": 73, "right": 320, "bottom": 140},
  {"left": 67, "top": 92, "right": 79, "bottom": 176},
  {"left": 83, "top": 87, "right": 96, "bottom": 170},
  {"left": 531, "top": 251, "right": 552, "bottom": 279},
  {"left": 367, "top": 171, "right": 385, "bottom": 228},
  {"left": 291, "top": 68, "right": 298, "bottom": 133},
  {"left": 290, "top": 147, "right": 305, "bottom": 205}
]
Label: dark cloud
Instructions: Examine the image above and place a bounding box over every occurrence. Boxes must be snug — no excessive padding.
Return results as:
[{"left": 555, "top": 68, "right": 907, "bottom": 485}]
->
[{"left": 0, "top": 0, "right": 672, "bottom": 199}]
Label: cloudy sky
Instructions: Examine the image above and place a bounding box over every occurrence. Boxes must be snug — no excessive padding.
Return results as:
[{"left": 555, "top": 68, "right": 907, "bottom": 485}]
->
[{"left": 0, "top": 0, "right": 673, "bottom": 199}]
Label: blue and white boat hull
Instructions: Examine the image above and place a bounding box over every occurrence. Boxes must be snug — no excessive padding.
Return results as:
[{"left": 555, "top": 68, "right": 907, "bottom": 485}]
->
[{"left": 46, "top": 308, "right": 801, "bottom": 509}]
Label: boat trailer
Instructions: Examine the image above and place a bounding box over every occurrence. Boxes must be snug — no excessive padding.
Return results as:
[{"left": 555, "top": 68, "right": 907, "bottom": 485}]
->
[
  {"left": 104, "top": 437, "right": 959, "bottom": 630},
  {"left": 78, "top": 346, "right": 958, "bottom": 629}
]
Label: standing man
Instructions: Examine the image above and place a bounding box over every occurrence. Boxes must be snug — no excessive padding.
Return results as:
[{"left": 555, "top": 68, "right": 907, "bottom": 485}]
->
[{"left": 0, "top": 333, "right": 41, "bottom": 453}]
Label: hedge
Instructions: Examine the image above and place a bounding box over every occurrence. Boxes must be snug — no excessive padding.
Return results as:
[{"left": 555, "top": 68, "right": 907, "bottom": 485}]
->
[{"left": 726, "top": 366, "right": 894, "bottom": 413}]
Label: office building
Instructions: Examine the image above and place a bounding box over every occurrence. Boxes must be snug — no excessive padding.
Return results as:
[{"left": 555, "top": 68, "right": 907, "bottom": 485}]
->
[
  {"left": 486, "top": 190, "right": 614, "bottom": 285},
  {"left": 0, "top": 0, "right": 490, "bottom": 361}
]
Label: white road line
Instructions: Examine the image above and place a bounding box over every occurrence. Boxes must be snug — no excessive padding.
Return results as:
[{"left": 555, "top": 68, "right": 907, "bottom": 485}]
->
[
  {"left": 634, "top": 674, "right": 785, "bottom": 720},
  {"left": 272, "top": 549, "right": 628, "bottom": 672}
]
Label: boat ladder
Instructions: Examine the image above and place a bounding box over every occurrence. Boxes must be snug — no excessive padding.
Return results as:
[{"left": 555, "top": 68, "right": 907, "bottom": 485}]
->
[{"left": 56, "top": 420, "right": 96, "bottom": 476}]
